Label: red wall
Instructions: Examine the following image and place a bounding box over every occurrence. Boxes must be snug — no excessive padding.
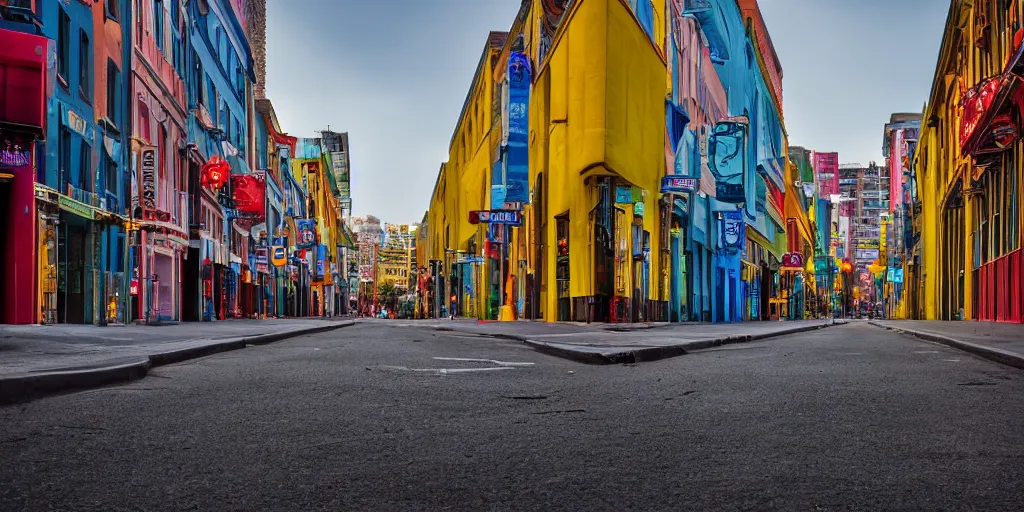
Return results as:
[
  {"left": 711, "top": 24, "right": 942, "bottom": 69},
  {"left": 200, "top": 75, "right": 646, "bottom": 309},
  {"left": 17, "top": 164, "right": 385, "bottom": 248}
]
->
[{"left": 3, "top": 164, "right": 37, "bottom": 324}]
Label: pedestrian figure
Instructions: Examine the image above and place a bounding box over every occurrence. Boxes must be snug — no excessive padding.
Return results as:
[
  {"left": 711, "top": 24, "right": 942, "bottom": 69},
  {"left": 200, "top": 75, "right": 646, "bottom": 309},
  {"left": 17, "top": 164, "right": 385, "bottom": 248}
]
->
[{"left": 449, "top": 293, "right": 457, "bottom": 320}]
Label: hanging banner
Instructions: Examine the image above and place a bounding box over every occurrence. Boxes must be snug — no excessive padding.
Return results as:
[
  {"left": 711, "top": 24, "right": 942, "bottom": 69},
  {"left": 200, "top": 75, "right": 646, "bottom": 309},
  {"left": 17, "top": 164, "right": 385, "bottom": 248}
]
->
[
  {"left": 295, "top": 219, "right": 317, "bottom": 249},
  {"left": 504, "top": 51, "right": 531, "bottom": 204},
  {"left": 255, "top": 248, "right": 269, "bottom": 274},
  {"left": 140, "top": 146, "right": 157, "bottom": 210},
  {"left": 490, "top": 158, "right": 506, "bottom": 210},
  {"left": 315, "top": 245, "right": 326, "bottom": 278},
  {"left": 720, "top": 210, "right": 745, "bottom": 250},
  {"left": 359, "top": 265, "right": 373, "bottom": 283}
]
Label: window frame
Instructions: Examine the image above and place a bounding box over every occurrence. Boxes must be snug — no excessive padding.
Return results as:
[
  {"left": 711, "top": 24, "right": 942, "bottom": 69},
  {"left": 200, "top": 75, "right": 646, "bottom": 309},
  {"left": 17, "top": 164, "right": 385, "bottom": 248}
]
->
[
  {"left": 57, "top": 7, "right": 70, "bottom": 87},
  {"left": 79, "top": 30, "right": 91, "bottom": 102},
  {"left": 106, "top": 59, "right": 120, "bottom": 127},
  {"left": 153, "top": 0, "right": 164, "bottom": 53}
]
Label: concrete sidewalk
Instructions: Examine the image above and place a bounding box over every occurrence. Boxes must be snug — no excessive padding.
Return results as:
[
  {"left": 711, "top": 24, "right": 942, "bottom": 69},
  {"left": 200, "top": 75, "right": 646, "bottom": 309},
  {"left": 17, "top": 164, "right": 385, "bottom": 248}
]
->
[
  {"left": 870, "top": 320, "right": 1024, "bottom": 370},
  {"left": 388, "top": 318, "right": 843, "bottom": 364},
  {"left": 0, "top": 319, "right": 354, "bottom": 404}
]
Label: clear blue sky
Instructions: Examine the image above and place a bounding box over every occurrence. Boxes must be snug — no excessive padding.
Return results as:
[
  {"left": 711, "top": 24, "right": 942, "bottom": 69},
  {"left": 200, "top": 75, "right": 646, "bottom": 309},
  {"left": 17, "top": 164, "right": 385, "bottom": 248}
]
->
[{"left": 265, "top": 0, "right": 949, "bottom": 223}]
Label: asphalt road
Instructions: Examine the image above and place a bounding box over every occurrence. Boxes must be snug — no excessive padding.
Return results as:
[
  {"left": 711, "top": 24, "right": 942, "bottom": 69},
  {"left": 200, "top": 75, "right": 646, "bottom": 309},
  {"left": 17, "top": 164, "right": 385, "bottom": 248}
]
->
[{"left": 2, "top": 322, "right": 1023, "bottom": 511}]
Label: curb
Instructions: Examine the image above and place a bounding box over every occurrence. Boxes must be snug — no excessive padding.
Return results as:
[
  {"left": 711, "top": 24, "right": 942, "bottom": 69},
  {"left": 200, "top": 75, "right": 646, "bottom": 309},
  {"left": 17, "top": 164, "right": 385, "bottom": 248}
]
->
[
  {"left": 520, "top": 322, "right": 837, "bottom": 365},
  {"left": 868, "top": 321, "right": 1024, "bottom": 370},
  {"left": 0, "top": 321, "right": 354, "bottom": 405}
]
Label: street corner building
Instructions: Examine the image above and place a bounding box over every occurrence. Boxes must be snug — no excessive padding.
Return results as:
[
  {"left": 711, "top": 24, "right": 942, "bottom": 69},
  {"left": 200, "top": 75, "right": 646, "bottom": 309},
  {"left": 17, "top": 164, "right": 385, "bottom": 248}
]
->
[
  {"left": 912, "top": 0, "right": 1024, "bottom": 323},
  {"left": 423, "top": 0, "right": 797, "bottom": 324},
  {"left": 0, "top": 0, "right": 355, "bottom": 326}
]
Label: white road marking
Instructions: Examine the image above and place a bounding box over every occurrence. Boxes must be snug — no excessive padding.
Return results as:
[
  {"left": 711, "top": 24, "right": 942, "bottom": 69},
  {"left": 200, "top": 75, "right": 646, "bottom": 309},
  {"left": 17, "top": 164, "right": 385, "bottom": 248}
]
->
[
  {"left": 914, "top": 350, "right": 941, "bottom": 354},
  {"left": 944, "top": 359, "right": 961, "bottom": 362},
  {"left": 433, "top": 357, "right": 535, "bottom": 367},
  {"left": 377, "top": 365, "right": 515, "bottom": 374}
]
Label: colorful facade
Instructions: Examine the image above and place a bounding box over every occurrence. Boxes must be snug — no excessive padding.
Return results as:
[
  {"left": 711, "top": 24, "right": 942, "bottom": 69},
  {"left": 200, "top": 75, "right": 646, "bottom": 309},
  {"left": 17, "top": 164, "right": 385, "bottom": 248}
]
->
[
  {"left": 0, "top": 0, "right": 352, "bottom": 326},
  {"left": 424, "top": 0, "right": 805, "bottom": 324},
  {"left": 914, "top": 0, "right": 1024, "bottom": 322}
]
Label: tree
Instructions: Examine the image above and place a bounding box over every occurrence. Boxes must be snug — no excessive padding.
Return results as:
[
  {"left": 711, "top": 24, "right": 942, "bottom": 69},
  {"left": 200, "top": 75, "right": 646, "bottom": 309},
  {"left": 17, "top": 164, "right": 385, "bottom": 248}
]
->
[{"left": 378, "top": 282, "right": 399, "bottom": 310}]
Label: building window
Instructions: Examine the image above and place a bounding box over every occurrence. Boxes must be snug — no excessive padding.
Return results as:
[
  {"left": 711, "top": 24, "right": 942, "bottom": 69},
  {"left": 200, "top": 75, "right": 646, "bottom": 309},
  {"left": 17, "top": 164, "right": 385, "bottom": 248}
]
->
[
  {"left": 105, "top": 0, "right": 118, "bottom": 20},
  {"left": 106, "top": 59, "right": 120, "bottom": 126},
  {"left": 57, "top": 7, "right": 70, "bottom": 84},
  {"left": 153, "top": 0, "right": 164, "bottom": 52},
  {"left": 79, "top": 30, "right": 91, "bottom": 100},
  {"left": 79, "top": 142, "right": 91, "bottom": 193},
  {"left": 139, "top": 101, "right": 151, "bottom": 142},
  {"left": 104, "top": 153, "right": 118, "bottom": 194},
  {"left": 59, "top": 127, "right": 71, "bottom": 191}
]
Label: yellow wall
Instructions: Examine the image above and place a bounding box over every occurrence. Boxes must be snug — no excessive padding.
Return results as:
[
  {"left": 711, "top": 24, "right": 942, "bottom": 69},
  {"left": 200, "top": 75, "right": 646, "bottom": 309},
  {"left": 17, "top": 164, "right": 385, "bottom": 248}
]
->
[{"left": 532, "top": 0, "right": 667, "bottom": 317}]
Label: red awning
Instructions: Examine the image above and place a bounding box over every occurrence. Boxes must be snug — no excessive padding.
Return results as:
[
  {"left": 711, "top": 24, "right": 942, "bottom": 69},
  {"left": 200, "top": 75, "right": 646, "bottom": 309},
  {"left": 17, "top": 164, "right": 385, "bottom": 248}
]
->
[{"left": 0, "top": 28, "right": 47, "bottom": 134}]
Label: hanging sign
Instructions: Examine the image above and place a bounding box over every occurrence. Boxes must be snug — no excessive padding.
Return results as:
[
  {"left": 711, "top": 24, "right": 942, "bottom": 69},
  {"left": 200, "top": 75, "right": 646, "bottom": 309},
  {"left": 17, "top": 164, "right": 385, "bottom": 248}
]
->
[
  {"left": 661, "top": 176, "right": 698, "bottom": 194},
  {"left": 231, "top": 174, "right": 266, "bottom": 218},
  {"left": 271, "top": 246, "right": 286, "bottom": 266},
  {"left": 781, "top": 252, "right": 804, "bottom": 269},
  {"left": 295, "top": 219, "right": 316, "bottom": 249},
  {"left": 140, "top": 146, "right": 157, "bottom": 210}
]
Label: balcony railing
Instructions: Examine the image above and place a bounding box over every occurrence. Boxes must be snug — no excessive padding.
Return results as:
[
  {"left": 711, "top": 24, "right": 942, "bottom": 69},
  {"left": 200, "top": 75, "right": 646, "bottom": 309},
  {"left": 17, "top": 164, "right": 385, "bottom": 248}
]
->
[{"left": 67, "top": 184, "right": 103, "bottom": 209}]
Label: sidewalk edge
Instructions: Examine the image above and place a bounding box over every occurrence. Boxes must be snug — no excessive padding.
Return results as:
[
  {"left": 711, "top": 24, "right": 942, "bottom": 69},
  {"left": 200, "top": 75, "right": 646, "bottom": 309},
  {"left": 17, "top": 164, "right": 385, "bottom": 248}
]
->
[
  {"left": 1, "top": 321, "right": 355, "bottom": 405},
  {"left": 868, "top": 321, "right": 1024, "bottom": 370},
  {"left": 520, "top": 322, "right": 836, "bottom": 364}
]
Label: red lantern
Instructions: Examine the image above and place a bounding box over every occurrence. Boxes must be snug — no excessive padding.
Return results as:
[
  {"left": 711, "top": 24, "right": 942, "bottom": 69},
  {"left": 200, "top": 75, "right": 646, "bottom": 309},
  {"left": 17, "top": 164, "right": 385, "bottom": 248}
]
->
[{"left": 201, "top": 155, "right": 230, "bottom": 190}]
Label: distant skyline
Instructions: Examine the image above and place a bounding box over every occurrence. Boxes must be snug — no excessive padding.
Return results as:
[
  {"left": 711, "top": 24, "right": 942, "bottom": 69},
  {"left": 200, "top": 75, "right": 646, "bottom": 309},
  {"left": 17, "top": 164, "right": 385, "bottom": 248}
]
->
[{"left": 265, "top": 0, "right": 949, "bottom": 223}]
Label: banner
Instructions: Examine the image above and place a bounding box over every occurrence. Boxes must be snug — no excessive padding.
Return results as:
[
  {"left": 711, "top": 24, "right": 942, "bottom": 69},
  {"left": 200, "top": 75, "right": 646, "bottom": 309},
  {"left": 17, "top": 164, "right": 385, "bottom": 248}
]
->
[
  {"left": 359, "top": 265, "right": 373, "bottom": 283},
  {"left": 720, "top": 210, "right": 745, "bottom": 251},
  {"left": 315, "top": 245, "right": 326, "bottom": 278},
  {"left": 296, "top": 219, "right": 317, "bottom": 249},
  {"left": 504, "top": 51, "right": 531, "bottom": 204},
  {"left": 231, "top": 174, "right": 266, "bottom": 218}
]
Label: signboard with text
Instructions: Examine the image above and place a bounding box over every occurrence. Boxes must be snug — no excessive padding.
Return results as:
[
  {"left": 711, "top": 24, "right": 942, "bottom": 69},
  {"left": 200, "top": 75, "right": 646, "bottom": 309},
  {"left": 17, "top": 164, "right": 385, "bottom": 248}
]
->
[
  {"left": 140, "top": 146, "right": 157, "bottom": 210},
  {"left": 661, "top": 176, "right": 698, "bottom": 194},
  {"left": 469, "top": 210, "right": 522, "bottom": 226}
]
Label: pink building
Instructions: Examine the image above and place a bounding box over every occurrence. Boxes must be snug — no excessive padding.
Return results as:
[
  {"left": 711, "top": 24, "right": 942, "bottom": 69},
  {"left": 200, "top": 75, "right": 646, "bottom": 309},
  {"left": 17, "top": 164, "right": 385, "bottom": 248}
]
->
[
  {"left": 130, "top": 0, "right": 190, "bottom": 322},
  {"left": 812, "top": 151, "right": 839, "bottom": 197}
]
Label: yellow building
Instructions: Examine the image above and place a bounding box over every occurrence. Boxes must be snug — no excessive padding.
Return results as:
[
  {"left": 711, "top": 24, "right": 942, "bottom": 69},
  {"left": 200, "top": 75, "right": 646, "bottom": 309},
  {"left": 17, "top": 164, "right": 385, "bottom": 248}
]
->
[
  {"left": 427, "top": 33, "right": 508, "bottom": 319},
  {"left": 426, "top": 0, "right": 670, "bottom": 322},
  {"left": 914, "top": 0, "right": 1024, "bottom": 321}
]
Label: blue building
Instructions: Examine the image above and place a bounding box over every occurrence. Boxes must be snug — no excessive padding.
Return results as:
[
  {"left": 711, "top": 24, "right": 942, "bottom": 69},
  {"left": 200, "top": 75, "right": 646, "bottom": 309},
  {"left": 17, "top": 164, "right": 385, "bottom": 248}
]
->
[
  {"left": 669, "top": 0, "right": 788, "bottom": 323},
  {"left": 183, "top": 0, "right": 254, "bottom": 321}
]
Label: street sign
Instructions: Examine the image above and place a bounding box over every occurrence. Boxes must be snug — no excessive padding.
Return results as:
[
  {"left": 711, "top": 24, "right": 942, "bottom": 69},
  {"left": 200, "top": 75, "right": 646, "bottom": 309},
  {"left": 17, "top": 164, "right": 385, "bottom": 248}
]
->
[
  {"left": 469, "top": 210, "right": 522, "bottom": 226},
  {"left": 661, "top": 176, "right": 698, "bottom": 194}
]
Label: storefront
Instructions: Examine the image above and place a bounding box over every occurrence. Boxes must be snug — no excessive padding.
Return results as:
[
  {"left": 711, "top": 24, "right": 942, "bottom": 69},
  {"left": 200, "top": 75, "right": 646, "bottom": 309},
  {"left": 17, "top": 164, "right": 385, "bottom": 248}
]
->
[{"left": 0, "top": 131, "right": 39, "bottom": 325}]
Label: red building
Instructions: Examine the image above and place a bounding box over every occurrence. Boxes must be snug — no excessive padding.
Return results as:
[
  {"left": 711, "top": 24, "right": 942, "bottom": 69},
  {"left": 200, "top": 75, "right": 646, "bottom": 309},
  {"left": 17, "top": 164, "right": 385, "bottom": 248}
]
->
[{"left": 0, "top": 28, "right": 48, "bottom": 324}]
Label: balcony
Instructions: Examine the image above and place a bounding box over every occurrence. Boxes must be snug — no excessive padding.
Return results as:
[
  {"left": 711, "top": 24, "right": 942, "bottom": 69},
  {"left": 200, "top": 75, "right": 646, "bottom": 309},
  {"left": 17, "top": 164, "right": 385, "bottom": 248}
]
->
[{"left": 67, "top": 185, "right": 103, "bottom": 210}]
